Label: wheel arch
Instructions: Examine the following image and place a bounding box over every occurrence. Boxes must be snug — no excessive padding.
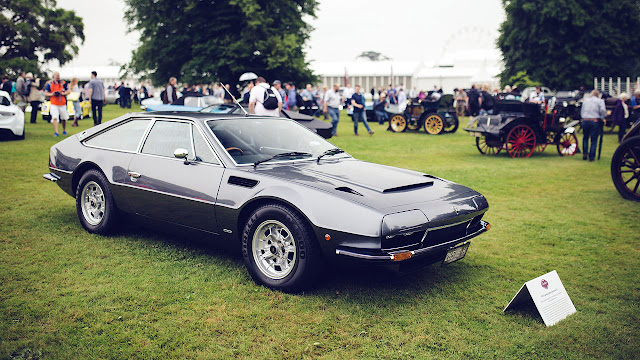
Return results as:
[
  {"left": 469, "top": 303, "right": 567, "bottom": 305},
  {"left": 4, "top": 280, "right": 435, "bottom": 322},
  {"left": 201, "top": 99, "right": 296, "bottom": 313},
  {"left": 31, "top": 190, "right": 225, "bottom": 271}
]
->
[
  {"left": 235, "top": 196, "right": 317, "bottom": 244},
  {"left": 72, "top": 161, "right": 105, "bottom": 197}
]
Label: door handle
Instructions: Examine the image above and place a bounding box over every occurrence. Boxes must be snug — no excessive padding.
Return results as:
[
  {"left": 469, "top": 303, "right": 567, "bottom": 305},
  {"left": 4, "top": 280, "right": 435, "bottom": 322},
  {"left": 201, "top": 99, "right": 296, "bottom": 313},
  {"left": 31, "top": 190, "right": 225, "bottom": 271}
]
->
[{"left": 128, "top": 171, "right": 142, "bottom": 179}]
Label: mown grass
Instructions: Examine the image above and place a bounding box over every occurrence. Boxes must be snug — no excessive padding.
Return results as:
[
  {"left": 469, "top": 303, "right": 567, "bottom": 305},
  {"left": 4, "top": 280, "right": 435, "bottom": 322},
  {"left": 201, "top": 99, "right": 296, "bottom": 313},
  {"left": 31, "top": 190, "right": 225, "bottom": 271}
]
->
[{"left": 1, "top": 105, "right": 638, "bottom": 359}]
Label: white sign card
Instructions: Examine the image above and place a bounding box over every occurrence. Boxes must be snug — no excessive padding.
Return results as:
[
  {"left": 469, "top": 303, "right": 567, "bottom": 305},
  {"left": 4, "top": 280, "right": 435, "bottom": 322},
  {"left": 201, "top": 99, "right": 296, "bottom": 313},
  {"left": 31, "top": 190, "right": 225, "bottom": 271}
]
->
[{"left": 504, "top": 270, "right": 576, "bottom": 326}]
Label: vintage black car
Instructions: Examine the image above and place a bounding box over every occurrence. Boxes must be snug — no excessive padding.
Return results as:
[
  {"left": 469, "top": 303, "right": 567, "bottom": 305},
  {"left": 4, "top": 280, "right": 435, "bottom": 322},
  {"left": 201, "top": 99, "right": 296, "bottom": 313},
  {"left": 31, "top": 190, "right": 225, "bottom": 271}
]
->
[
  {"left": 43, "top": 112, "right": 490, "bottom": 291},
  {"left": 611, "top": 120, "right": 640, "bottom": 201},
  {"left": 464, "top": 96, "right": 579, "bottom": 158},
  {"left": 388, "top": 95, "right": 459, "bottom": 134}
]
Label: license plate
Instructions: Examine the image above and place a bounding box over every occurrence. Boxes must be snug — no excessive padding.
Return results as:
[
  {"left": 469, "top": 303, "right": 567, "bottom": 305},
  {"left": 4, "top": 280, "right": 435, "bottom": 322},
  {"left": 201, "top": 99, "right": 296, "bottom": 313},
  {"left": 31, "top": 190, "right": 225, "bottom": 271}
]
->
[
  {"left": 442, "top": 242, "right": 470, "bottom": 266},
  {"left": 469, "top": 132, "right": 481, "bottom": 137}
]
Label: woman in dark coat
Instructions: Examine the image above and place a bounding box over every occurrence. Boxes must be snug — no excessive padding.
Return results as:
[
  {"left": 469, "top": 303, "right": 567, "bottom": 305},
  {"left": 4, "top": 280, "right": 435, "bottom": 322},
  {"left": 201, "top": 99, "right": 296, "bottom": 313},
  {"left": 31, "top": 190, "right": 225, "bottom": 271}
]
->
[{"left": 611, "top": 93, "right": 630, "bottom": 143}]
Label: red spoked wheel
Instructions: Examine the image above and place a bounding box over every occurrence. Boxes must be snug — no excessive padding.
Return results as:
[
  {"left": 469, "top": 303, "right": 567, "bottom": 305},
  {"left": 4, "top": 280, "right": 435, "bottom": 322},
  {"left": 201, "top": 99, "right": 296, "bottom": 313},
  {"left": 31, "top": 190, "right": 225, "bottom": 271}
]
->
[
  {"left": 476, "top": 136, "right": 502, "bottom": 155},
  {"left": 506, "top": 125, "right": 536, "bottom": 158},
  {"left": 556, "top": 133, "right": 578, "bottom": 156}
]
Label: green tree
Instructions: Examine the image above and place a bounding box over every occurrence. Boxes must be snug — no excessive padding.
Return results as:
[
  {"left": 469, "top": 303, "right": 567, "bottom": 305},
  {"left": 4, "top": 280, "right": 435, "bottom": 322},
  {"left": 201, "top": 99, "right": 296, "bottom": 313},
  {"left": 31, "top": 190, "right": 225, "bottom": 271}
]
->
[
  {"left": 0, "top": 0, "right": 84, "bottom": 78},
  {"left": 357, "top": 51, "right": 391, "bottom": 61},
  {"left": 507, "top": 70, "right": 540, "bottom": 89},
  {"left": 497, "top": 0, "right": 640, "bottom": 89},
  {"left": 124, "top": 0, "right": 318, "bottom": 91}
]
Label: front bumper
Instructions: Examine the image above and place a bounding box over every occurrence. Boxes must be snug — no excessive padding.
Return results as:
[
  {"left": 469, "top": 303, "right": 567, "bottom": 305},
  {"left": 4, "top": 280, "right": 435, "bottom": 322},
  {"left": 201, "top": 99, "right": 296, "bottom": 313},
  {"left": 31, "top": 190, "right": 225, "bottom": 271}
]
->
[{"left": 335, "top": 220, "right": 490, "bottom": 263}]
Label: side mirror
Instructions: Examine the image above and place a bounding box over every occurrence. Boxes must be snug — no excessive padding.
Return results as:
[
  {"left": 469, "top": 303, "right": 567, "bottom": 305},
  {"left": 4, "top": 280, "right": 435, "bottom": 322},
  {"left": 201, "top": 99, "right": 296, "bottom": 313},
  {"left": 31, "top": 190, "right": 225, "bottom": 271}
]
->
[{"left": 174, "top": 148, "right": 191, "bottom": 164}]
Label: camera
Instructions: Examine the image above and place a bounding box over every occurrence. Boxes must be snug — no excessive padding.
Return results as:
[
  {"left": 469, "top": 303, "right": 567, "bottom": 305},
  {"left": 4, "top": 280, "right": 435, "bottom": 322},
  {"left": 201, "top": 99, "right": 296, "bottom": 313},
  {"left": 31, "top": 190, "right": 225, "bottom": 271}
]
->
[{"left": 54, "top": 91, "right": 61, "bottom": 96}]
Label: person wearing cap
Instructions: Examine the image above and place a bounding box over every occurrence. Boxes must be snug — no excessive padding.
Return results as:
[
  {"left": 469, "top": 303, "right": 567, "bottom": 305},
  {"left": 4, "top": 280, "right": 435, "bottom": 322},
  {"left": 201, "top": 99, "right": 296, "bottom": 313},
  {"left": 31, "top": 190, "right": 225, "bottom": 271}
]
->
[
  {"left": 580, "top": 89, "right": 606, "bottom": 161},
  {"left": 611, "top": 93, "right": 630, "bottom": 143},
  {"left": 272, "top": 80, "right": 286, "bottom": 107}
]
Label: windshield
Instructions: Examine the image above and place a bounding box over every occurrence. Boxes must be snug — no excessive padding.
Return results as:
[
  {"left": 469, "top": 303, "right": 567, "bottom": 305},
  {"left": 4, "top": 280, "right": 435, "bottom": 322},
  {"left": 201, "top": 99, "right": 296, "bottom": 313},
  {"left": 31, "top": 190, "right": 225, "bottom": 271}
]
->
[{"left": 207, "top": 118, "right": 340, "bottom": 165}]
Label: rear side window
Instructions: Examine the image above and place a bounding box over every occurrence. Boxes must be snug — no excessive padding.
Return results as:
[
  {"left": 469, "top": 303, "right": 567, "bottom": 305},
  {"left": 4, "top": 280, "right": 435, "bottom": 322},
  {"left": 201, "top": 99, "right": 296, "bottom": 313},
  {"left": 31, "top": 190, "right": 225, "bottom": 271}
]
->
[
  {"left": 84, "top": 119, "right": 151, "bottom": 152},
  {"left": 141, "top": 120, "right": 192, "bottom": 158}
]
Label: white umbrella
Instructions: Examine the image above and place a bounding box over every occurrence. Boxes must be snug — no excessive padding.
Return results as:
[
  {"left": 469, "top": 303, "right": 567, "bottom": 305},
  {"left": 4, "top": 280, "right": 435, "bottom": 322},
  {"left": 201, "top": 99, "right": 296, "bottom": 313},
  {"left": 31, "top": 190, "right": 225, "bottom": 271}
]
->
[{"left": 239, "top": 72, "right": 258, "bottom": 81}]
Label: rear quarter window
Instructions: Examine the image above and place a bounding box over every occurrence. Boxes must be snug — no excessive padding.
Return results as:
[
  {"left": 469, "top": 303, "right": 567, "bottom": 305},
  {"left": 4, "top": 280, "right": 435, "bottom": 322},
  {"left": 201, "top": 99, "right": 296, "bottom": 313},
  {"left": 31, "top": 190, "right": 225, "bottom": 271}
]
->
[{"left": 84, "top": 119, "right": 151, "bottom": 152}]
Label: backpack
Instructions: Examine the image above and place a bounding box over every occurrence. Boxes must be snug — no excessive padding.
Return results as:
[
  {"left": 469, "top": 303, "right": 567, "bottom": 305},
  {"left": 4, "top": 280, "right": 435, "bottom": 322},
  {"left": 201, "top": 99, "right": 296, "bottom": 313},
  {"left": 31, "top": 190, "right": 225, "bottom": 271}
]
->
[
  {"left": 262, "top": 87, "right": 278, "bottom": 110},
  {"left": 160, "top": 89, "right": 167, "bottom": 104}
]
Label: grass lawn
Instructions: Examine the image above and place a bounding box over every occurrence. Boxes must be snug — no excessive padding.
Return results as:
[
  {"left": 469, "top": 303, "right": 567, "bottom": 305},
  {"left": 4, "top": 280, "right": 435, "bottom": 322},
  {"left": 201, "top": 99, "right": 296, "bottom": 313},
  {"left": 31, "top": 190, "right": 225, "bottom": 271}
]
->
[{"left": 1, "top": 105, "right": 639, "bottom": 359}]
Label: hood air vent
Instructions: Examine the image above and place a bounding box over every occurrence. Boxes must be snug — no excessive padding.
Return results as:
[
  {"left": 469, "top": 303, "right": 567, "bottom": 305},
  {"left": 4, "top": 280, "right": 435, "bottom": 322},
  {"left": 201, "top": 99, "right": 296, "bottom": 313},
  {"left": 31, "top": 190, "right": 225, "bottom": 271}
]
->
[
  {"left": 335, "top": 186, "right": 363, "bottom": 196},
  {"left": 383, "top": 181, "right": 434, "bottom": 193},
  {"left": 228, "top": 176, "right": 259, "bottom": 188}
]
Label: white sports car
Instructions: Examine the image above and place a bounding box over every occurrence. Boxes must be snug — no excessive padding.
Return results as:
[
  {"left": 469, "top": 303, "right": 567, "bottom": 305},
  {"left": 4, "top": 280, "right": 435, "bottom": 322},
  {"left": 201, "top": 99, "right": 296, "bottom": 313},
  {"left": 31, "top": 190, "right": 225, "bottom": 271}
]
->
[{"left": 0, "top": 90, "right": 25, "bottom": 140}]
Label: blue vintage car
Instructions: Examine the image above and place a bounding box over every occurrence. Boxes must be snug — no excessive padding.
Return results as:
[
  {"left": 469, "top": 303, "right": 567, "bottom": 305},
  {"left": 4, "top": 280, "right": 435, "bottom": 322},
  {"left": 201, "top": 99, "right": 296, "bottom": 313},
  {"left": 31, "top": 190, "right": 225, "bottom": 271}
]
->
[{"left": 143, "top": 95, "right": 224, "bottom": 112}]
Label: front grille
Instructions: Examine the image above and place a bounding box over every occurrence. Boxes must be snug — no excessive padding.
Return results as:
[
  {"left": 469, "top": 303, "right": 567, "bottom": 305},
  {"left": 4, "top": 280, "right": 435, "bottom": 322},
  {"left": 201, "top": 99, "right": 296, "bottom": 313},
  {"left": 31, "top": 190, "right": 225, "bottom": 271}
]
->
[
  {"left": 382, "top": 230, "right": 426, "bottom": 251},
  {"left": 422, "top": 222, "right": 468, "bottom": 247}
]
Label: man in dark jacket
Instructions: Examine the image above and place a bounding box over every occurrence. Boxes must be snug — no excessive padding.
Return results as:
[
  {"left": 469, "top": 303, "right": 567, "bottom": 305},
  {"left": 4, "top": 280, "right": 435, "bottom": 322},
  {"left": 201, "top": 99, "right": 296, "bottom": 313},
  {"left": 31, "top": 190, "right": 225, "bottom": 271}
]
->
[
  {"left": 480, "top": 85, "right": 495, "bottom": 115},
  {"left": 163, "top": 77, "right": 178, "bottom": 104},
  {"left": 467, "top": 84, "right": 481, "bottom": 116}
]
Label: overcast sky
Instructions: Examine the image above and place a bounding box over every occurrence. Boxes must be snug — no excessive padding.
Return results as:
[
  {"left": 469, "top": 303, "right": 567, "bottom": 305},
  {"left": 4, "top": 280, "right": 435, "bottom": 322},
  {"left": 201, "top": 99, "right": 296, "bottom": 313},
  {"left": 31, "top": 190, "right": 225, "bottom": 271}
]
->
[{"left": 56, "top": 0, "right": 505, "bottom": 67}]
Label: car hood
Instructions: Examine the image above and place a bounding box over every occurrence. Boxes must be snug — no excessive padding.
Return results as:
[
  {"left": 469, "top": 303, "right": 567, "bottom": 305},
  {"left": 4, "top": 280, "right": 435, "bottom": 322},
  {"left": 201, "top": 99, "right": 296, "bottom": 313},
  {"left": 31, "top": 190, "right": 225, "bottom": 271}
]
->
[{"left": 248, "top": 158, "right": 478, "bottom": 211}]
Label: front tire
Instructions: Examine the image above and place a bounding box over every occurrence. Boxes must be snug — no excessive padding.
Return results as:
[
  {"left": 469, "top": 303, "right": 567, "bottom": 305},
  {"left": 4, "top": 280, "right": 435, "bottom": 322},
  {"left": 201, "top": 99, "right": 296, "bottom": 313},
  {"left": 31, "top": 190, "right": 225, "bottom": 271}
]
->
[
  {"left": 611, "top": 136, "right": 640, "bottom": 201},
  {"left": 75, "top": 169, "right": 119, "bottom": 234},
  {"left": 389, "top": 114, "right": 407, "bottom": 132},
  {"left": 242, "top": 203, "right": 321, "bottom": 292}
]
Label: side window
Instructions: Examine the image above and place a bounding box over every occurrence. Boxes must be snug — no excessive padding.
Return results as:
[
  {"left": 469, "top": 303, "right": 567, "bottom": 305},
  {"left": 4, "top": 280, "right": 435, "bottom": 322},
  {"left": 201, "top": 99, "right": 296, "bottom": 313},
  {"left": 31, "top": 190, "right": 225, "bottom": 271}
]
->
[
  {"left": 84, "top": 119, "right": 151, "bottom": 152},
  {"left": 141, "top": 120, "right": 192, "bottom": 158},
  {"left": 192, "top": 125, "right": 219, "bottom": 164}
]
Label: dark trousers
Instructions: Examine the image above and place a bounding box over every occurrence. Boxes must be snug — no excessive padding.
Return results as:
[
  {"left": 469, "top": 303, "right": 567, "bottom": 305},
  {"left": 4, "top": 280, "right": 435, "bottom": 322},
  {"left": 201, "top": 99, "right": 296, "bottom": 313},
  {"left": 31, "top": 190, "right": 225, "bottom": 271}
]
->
[
  {"left": 91, "top": 100, "right": 103, "bottom": 125},
  {"left": 581, "top": 120, "right": 600, "bottom": 160},
  {"left": 618, "top": 119, "right": 628, "bottom": 142},
  {"left": 29, "top": 101, "right": 40, "bottom": 123}
]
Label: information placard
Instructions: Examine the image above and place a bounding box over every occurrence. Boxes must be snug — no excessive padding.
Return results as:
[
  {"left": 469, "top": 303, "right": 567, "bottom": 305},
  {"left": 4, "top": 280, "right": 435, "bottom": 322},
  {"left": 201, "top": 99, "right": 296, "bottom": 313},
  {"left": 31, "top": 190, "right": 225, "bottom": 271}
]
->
[{"left": 504, "top": 270, "right": 576, "bottom": 326}]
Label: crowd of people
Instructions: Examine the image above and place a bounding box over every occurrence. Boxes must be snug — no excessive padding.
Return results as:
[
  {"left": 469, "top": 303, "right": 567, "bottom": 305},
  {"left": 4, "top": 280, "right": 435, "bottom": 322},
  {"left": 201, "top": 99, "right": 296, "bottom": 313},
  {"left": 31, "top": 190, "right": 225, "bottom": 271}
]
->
[
  {"left": 3, "top": 69, "right": 640, "bottom": 142},
  {"left": 1, "top": 70, "right": 109, "bottom": 136}
]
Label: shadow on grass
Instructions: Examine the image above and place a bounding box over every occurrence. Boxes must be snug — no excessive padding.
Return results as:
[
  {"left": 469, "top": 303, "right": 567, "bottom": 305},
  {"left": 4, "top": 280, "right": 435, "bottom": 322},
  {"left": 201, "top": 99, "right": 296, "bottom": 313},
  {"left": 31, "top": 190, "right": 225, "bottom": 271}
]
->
[{"left": 93, "top": 214, "right": 493, "bottom": 307}]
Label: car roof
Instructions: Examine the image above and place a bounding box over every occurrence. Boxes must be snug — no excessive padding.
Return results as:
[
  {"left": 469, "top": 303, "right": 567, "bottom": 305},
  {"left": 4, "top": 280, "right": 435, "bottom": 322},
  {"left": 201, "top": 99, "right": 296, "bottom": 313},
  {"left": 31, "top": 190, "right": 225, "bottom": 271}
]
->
[{"left": 138, "top": 111, "right": 247, "bottom": 120}]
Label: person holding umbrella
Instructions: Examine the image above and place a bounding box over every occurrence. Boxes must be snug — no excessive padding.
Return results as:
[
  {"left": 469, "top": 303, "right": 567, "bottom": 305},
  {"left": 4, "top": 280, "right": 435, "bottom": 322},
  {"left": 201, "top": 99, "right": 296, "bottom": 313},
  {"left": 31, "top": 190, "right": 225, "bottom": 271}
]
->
[{"left": 580, "top": 89, "right": 606, "bottom": 161}]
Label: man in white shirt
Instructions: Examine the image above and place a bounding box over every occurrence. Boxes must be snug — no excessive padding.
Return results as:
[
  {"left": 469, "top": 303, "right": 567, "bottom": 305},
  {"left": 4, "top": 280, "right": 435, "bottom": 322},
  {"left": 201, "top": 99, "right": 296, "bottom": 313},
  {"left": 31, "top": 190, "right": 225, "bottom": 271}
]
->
[
  {"left": 323, "top": 83, "right": 341, "bottom": 136},
  {"left": 342, "top": 83, "right": 354, "bottom": 107},
  {"left": 249, "top": 77, "right": 282, "bottom": 116},
  {"left": 529, "top": 86, "right": 545, "bottom": 104}
]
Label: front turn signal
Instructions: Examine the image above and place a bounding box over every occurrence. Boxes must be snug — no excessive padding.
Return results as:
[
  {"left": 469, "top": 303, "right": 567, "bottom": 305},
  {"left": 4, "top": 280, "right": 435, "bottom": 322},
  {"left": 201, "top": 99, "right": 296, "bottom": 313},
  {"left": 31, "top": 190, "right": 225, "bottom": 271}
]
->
[
  {"left": 392, "top": 251, "right": 412, "bottom": 262},
  {"left": 485, "top": 223, "right": 491, "bottom": 232}
]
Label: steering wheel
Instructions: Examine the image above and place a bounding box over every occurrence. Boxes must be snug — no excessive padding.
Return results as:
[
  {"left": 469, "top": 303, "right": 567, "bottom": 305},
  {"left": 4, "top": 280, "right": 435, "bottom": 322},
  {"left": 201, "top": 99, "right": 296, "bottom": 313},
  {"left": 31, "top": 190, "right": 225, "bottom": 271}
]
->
[{"left": 225, "top": 147, "right": 244, "bottom": 156}]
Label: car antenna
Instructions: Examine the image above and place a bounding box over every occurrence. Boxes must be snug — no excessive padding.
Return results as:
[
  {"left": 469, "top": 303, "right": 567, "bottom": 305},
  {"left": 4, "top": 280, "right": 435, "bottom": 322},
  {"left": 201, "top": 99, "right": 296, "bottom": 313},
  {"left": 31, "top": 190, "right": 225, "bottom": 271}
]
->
[{"left": 220, "top": 82, "right": 248, "bottom": 116}]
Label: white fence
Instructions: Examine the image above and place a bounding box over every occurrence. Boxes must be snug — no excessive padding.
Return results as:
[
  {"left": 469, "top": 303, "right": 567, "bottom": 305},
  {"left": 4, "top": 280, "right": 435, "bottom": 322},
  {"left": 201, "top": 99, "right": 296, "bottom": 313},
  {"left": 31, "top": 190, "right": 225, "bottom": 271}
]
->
[{"left": 593, "top": 77, "right": 640, "bottom": 96}]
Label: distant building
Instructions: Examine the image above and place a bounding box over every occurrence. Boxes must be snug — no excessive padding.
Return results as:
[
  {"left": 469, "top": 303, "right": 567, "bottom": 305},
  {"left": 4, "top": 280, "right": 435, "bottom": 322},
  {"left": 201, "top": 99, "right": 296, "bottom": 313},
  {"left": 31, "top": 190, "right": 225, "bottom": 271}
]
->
[{"left": 313, "top": 26, "right": 502, "bottom": 93}]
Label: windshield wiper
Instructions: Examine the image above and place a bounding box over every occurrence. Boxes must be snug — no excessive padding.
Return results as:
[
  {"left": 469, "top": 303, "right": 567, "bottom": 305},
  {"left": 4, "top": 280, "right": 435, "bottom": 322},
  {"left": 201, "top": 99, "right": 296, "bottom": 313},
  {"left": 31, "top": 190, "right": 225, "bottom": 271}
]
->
[
  {"left": 317, "top": 148, "right": 345, "bottom": 163},
  {"left": 253, "top": 152, "right": 313, "bottom": 168}
]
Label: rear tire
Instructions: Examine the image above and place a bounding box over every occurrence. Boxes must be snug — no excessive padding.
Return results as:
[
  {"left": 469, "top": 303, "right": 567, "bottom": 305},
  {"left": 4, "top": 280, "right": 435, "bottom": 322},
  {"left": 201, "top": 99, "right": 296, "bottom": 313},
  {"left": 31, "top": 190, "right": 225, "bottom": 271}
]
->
[
  {"left": 242, "top": 203, "right": 322, "bottom": 292},
  {"left": 506, "top": 124, "right": 536, "bottom": 158},
  {"left": 423, "top": 114, "right": 444, "bottom": 134},
  {"left": 75, "top": 169, "right": 119, "bottom": 234},
  {"left": 443, "top": 115, "right": 459, "bottom": 133}
]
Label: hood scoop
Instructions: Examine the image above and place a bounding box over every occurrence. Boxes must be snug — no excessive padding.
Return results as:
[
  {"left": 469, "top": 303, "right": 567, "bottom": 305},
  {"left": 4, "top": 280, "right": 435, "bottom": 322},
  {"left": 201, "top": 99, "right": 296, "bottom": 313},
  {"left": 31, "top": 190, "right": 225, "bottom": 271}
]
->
[
  {"left": 382, "top": 181, "right": 434, "bottom": 193},
  {"left": 335, "top": 186, "right": 363, "bottom": 196}
]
